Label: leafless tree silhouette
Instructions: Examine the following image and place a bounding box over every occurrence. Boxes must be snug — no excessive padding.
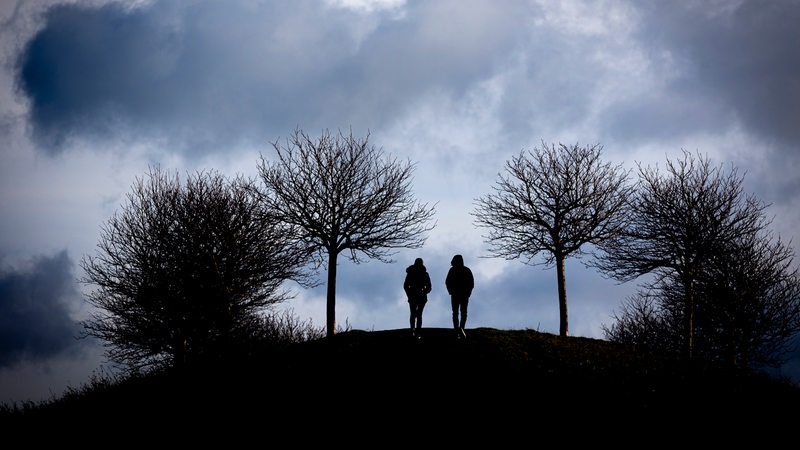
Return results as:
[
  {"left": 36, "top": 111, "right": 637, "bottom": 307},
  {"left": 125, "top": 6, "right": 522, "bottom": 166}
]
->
[
  {"left": 472, "top": 141, "right": 631, "bottom": 336},
  {"left": 603, "top": 175, "right": 800, "bottom": 368},
  {"left": 256, "top": 128, "right": 436, "bottom": 337},
  {"left": 594, "top": 150, "right": 779, "bottom": 358},
  {"left": 80, "top": 167, "right": 309, "bottom": 371}
]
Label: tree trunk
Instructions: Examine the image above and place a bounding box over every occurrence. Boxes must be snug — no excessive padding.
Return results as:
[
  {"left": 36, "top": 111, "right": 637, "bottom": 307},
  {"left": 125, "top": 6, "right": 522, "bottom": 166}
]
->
[
  {"left": 556, "top": 252, "right": 569, "bottom": 337},
  {"left": 326, "top": 251, "right": 338, "bottom": 338},
  {"left": 684, "top": 277, "right": 694, "bottom": 359}
]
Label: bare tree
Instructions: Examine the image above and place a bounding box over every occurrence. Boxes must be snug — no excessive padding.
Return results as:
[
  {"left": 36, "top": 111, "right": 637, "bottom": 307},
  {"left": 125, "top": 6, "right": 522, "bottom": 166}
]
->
[
  {"left": 80, "top": 167, "right": 310, "bottom": 372},
  {"left": 594, "top": 150, "right": 770, "bottom": 358},
  {"left": 256, "top": 128, "right": 437, "bottom": 338},
  {"left": 695, "top": 230, "right": 800, "bottom": 368},
  {"left": 604, "top": 230, "right": 800, "bottom": 371},
  {"left": 472, "top": 141, "right": 631, "bottom": 336}
]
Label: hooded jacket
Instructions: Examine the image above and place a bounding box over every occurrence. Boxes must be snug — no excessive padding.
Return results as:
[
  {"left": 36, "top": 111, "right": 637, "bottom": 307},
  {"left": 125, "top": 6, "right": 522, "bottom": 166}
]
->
[
  {"left": 404, "top": 258, "right": 432, "bottom": 302},
  {"left": 446, "top": 254, "right": 474, "bottom": 298}
]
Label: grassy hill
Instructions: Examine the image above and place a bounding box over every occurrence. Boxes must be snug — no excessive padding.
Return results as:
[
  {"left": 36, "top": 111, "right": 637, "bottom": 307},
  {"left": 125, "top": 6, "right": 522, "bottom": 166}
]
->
[{"left": 3, "top": 327, "right": 799, "bottom": 443}]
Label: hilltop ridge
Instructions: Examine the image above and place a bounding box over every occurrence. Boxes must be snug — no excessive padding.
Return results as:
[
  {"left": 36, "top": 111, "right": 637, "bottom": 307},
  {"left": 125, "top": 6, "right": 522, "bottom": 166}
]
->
[{"left": 4, "top": 328, "right": 799, "bottom": 443}]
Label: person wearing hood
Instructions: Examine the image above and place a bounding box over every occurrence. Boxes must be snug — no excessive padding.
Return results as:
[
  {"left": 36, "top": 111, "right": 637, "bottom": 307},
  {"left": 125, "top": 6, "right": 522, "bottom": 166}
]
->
[
  {"left": 446, "top": 254, "right": 474, "bottom": 339},
  {"left": 403, "top": 257, "right": 432, "bottom": 339}
]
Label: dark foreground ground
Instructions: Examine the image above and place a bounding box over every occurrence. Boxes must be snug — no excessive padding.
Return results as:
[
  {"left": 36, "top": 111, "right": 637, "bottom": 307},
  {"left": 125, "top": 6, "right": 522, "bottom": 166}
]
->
[{"left": 4, "top": 327, "right": 799, "bottom": 444}]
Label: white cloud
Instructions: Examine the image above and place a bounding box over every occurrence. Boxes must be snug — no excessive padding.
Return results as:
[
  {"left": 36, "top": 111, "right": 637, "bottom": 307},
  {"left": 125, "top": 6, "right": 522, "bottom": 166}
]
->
[{"left": 325, "top": 0, "right": 406, "bottom": 14}]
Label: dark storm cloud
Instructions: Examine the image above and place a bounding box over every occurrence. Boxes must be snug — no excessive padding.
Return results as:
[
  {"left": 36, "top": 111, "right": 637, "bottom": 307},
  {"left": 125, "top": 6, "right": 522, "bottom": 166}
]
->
[
  {"left": 15, "top": 0, "right": 529, "bottom": 157},
  {"left": 609, "top": 0, "right": 800, "bottom": 147},
  {"left": 0, "top": 250, "right": 84, "bottom": 368}
]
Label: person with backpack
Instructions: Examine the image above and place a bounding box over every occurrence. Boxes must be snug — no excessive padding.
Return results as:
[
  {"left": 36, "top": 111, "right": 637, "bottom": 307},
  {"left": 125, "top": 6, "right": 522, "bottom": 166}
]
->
[
  {"left": 404, "top": 257, "right": 432, "bottom": 339},
  {"left": 446, "top": 254, "right": 474, "bottom": 339}
]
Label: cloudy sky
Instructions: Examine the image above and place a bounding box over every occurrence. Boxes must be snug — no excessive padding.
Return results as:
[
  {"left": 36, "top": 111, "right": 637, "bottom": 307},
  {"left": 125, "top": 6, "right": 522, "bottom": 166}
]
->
[{"left": 2, "top": 0, "right": 799, "bottom": 404}]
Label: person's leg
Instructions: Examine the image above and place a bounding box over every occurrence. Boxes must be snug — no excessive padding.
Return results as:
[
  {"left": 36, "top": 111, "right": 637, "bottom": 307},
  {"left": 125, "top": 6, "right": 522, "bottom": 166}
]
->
[
  {"left": 451, "top": 296, "right": 462, "bottom": 337},
  {"left": 451, "top": 296, "right": 459, "bottom": 330},
  {"left": 459, "top": 299, "right": 469, "bottom": 329},
  {"left": 459, "top": 299, "right": 469, "bottom": 338},
  {"left": 416, "top": 302, "right": 425, "bottom": 330},
  {"left": 409, "top": 303, "right": 416, "bottom": 335}
]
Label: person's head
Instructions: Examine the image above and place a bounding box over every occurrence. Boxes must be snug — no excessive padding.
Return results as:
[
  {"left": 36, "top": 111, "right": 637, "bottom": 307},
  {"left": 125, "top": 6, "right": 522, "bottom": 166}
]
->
[
  {"left": 451, "top": 254, "right": 464, "bottom": 266},
  {"left": 414, "top": 257, "right": 424, "bottom": 266}
]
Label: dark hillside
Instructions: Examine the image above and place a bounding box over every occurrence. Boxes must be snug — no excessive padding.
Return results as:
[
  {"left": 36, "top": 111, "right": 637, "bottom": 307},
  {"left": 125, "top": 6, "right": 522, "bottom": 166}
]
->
[{"left": 4, "top": 328, "right": 799, "bottom": 444}]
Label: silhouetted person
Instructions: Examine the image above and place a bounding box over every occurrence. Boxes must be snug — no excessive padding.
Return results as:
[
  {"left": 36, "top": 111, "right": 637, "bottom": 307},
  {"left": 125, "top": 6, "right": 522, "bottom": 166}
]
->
[
  {"left": 404, "top": 257, "right": 432, "bottom": 339},
  {"left": 446, "top": 254, "right": 474, "bottom": 339}
]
